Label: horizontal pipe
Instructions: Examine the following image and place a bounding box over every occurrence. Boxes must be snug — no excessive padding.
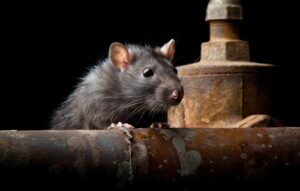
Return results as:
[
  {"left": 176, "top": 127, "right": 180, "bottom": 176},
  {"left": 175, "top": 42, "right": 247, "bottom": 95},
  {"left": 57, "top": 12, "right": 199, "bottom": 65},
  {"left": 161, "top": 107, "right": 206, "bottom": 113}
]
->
[{"left": 0, "top": 128, "right": 299, "bottom": 190}]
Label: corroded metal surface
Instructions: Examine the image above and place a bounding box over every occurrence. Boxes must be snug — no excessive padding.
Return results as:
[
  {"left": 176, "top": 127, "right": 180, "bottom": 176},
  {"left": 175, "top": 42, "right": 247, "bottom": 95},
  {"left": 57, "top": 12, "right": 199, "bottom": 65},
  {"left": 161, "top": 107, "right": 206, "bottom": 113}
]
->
[
  {"left": 230, "top": 115, "right": 284, "bottom": 128},
  {"left": 176, "top": 61, "right": 275, "bottom": 75},
  {"left": 209, "top": 21, "right": 240, "bottom": 41},
  {"left": 168, "top": 0, "right": 277, "bottom": 128},
  {"left": 0, "top": 130, "right": 132, "bottom": 190},
  {"left": 201, "top": 40, "right": 250, "bottom": 61},
  {"left": 0, "top": 128, "right": 299, "bottom": 190},
  {"left": 168, "top": 63, "right": 277, "bottom": 128},
  {"left": 206, "top": 0, "right": 243, "bottom": 21},
  {"left": 133, "top": 127, "right": 300, "bottom": 186}
]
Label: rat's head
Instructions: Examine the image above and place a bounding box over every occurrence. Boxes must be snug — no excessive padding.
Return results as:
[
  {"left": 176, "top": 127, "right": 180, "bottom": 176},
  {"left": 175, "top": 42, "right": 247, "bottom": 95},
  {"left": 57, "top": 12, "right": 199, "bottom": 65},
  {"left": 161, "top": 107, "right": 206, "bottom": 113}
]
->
[{"left": 108, "top": 39, "right": 183, "bottom": 113}]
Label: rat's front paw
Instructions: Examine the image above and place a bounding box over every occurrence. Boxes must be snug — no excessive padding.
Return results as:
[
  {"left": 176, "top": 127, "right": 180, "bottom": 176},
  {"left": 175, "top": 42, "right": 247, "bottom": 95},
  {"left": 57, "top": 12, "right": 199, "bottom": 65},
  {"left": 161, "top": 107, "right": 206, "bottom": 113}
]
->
[
  {"left": 109, "top": 122, "right": 134, "bottom": 129},
  {"left": 150, "top": 122, "right": 170, "bottom": 129},
  {"left": 108, "top": 122, "right": 134, "bottom": 139}
]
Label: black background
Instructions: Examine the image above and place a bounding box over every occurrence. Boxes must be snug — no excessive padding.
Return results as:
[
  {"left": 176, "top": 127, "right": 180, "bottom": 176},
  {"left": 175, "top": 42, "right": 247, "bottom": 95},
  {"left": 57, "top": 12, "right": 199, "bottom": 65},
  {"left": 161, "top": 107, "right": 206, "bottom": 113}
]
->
[{"left": 2, "top": 1, "right": 300, "bottom": 130}]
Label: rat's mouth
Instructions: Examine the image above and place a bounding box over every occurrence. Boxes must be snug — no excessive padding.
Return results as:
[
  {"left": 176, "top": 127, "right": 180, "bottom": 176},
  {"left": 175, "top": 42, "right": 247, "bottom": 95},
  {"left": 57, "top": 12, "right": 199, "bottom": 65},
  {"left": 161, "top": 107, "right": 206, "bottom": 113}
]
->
[{"left": 149, "top": 102, "right": 170, "bottom": 113}]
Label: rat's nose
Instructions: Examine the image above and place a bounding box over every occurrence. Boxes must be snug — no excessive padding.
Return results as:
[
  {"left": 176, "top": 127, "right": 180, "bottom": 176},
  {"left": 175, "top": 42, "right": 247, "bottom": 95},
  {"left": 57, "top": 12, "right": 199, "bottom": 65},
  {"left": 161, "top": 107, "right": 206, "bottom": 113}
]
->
[
  {"left": 170, "top": 90, "right": 179, "bottom": 100},
  {"left": 169, "top": 89, "right": 183, "bottom": 105}
]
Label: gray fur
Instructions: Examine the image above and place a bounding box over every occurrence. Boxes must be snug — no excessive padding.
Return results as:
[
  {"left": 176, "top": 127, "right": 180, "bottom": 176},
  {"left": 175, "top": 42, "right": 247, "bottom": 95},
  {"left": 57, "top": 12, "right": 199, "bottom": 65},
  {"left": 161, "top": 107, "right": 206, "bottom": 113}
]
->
[{"left": 51, "top": 44, "right": 183, "bottom": 129}]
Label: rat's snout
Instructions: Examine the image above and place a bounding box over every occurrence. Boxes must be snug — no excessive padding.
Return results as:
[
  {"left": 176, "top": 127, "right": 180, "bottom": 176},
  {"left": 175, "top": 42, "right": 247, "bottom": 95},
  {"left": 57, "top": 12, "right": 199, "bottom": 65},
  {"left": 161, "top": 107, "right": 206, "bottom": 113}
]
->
[
  {"left": 155, "top": 83, "right": 184, "bottom": 108},
  {"left": 169, "top": 86, "right": 184, "bottom": 105}
]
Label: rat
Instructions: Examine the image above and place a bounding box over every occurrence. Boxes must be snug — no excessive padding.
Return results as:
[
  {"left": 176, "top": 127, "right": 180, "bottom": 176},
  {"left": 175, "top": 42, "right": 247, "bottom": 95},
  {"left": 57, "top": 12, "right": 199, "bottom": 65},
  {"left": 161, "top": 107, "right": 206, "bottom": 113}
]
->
[{"left": 51, "top": 39, "right": 183, "bottom": 130}]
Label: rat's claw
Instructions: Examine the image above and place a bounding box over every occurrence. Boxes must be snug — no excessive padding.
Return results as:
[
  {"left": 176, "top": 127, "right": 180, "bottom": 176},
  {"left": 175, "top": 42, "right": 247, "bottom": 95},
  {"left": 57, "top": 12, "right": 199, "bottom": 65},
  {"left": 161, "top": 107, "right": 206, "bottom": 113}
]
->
[
  {"left": 150, "top": 122, "right": 170, "bottom": 129},
  {"left": 108, "top": 122, "right": 134, "bottom": 139}
]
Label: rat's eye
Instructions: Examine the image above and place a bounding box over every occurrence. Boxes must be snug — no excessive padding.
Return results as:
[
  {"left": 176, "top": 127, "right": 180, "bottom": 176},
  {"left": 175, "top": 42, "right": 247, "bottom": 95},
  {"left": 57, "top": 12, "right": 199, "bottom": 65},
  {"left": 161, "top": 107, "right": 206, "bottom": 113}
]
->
[
  {"left": 173, "top": 67, "right": 178, "bottom": 74},
  {"left": 143, "top": 68, "right": 154, "bottom": 77}
]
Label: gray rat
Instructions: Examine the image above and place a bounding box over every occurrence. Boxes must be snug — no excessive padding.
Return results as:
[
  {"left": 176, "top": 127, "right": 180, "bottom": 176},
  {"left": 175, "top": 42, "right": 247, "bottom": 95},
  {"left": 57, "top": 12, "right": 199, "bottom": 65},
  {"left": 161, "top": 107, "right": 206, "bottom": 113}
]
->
[{"left": 51, "top": 39, "right": 183, "bottom": 129}]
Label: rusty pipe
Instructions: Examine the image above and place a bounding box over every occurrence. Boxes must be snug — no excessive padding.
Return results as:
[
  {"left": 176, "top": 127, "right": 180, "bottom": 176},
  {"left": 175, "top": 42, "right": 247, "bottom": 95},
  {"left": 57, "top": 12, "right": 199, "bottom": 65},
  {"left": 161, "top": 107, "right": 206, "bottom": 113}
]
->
[
  {"left": 209, "top": 21, "right": 240, "bottom": 41},
  {"left": 206, "top": 0, "right": 242, "bottom": 42},
  {"left": 0, "top": 128, "right": 299, "bottom": 190}
]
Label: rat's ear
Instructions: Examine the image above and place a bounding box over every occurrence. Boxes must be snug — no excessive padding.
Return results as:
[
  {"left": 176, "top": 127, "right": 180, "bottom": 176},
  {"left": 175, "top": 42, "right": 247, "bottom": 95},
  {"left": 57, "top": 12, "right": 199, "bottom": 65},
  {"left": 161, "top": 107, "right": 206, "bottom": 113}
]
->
[
  {"left": 109, "top": 42, "right": 132, "bottom": 71},
  {"left": 160, "top": 39, "right": 175, "bottom": 61}
]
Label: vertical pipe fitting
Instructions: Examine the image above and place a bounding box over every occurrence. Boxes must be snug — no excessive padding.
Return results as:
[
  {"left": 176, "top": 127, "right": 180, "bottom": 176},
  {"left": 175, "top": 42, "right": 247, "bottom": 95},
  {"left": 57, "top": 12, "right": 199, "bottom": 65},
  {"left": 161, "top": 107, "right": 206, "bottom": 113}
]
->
[
  {"left": 168, "top": 0, "right": 277, "bottom": 128},
  {"left": 202, "top": 0, "right": 249, "bottom": 61},
  {"left": 206, "top": 0, "right": 242, "bottom": 41}
]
